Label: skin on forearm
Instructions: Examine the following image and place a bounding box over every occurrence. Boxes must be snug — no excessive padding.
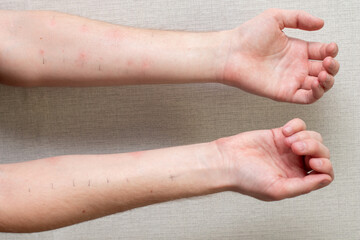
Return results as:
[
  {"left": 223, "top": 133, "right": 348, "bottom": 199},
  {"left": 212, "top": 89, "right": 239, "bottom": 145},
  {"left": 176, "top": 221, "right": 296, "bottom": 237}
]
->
[
  {"left": 0, "top": 10, "right": 230, "bottom": 87},
  {"left": 0, "top": 142, "right": 229, "bottom": 232}
]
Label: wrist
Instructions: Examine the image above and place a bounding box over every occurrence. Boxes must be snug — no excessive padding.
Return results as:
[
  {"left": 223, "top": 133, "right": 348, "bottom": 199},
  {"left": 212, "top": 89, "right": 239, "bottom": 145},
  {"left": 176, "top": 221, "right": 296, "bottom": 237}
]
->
[
  {"left": 210, "top": 29, "right": 236, "bottom": 84},
  {"left": 203, "top": 140, "right": 235, "bottom": 192},
  {"left": 215, "top": 27, "right": 249, "bottom": 88}
]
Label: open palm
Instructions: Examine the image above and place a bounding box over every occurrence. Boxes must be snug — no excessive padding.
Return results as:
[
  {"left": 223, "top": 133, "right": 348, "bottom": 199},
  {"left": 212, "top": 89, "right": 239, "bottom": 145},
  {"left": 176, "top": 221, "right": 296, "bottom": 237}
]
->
[
  {"left": 222, "top": 9, "right": 339, "bottom": 104},
  {"left": 215, "top": 118, "right": 333, "bottom": 201}
]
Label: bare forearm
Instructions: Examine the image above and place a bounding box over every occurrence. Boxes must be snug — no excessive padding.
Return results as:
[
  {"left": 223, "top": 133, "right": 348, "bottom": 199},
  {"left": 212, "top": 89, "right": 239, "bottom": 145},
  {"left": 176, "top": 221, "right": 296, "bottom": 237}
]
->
[
  {"left": 0, "top": 142, "right": 228, "bottom": 232},
  {"left": 0, "top": 10, "right": 229, "bottom": 87}
]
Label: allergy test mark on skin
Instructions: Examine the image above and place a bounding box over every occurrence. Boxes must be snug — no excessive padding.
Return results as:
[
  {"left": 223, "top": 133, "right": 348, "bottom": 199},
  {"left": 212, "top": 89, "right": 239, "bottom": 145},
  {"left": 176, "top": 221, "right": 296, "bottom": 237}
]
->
[
  {"left": 107, "top": 178, "right": 109, "bottom": 184},
  {"left": 73, "top": 179, "right": 75, "bottom": 187},
  {"left": 50, "top": 16, "right": 56, "bottom": 27},
  {"left": 169, "top": 175, "right": 178, "bottom": 181},
  {"left": 80, "top": 24, "right": 89, "bottom": 33},
  {"left": 62, "top": 49, "right": 65, "bottom": 63},
  {"left": 88, "top": 180, "right": 91, "bottom": 187},
  {"left": 51, "top": 183, "right": 54, "bottom": 189},
  {"left": 98, "top": 57, "right": 103, "bottom": 71},
  {"left": 39, "top": 49, "right": 45, "bottom": 64},
  {"left": 75, "top": 52, "right": 89, "bottom": 67}
]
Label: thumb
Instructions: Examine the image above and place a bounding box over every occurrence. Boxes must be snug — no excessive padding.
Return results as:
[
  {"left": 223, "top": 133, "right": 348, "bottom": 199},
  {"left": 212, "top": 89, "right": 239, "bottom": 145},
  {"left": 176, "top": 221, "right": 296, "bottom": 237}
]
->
[
  {"left": 266, "top": 9, "right": 324, "bottom": 31},
  {"left": 278, "top": 174, "right": 332, "bottom": 199}
]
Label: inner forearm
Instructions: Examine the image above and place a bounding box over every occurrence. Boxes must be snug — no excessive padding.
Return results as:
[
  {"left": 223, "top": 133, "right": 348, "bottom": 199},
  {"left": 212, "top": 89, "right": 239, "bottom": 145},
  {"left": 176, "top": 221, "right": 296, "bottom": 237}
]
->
[
  {"left": 0, "top": 10, "right": 229, "bottom": 87},
  {"left": 0, "top": 142, "right": 228, "bottom": 232}
]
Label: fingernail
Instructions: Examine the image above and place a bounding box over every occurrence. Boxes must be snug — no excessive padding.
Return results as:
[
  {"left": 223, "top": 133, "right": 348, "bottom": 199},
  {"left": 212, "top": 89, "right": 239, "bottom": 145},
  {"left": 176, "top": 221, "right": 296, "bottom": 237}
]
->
[
  {"left": 283, "top": 126, "right": 292, "bottom": 135},
  {"left": 286, "top": 135, "right": 297, "bottom": 144},
  {"left": 313, "top": 159, "right": 323, "bottom": 168},
  {"left": 295, "top": 141, "right": 306, "bottom": 152}
]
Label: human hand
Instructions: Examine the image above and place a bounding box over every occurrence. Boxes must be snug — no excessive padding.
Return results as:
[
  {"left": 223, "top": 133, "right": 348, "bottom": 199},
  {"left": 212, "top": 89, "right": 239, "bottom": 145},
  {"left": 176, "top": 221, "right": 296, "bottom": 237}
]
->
[
  {"left": 215, "top": 118, "right": 334, "bottom": 201},
  {"left": 220, "top": 9, "right": 339, "bottom": 104}
]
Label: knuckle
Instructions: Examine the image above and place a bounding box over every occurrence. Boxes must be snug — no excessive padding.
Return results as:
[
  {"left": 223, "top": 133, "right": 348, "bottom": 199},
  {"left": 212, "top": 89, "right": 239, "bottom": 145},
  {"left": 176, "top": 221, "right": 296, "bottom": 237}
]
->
[
  {"left": 305, "top": 139, "right": 318, "bottom": 151},
  {"left": 316, "top": 132, "right": 323, "bottom": 142},
  {"left": 310, "top": 131, "right": 323, "bottom": 142}
]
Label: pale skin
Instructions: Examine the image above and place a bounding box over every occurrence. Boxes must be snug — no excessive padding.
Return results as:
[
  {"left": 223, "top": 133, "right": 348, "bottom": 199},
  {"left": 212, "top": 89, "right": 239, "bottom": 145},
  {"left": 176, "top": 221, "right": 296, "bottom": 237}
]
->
[
  {"left": 0, "top": 9, "right": 337, "bottom": 232},
  {"left": 0, "top": 9, "right": 339, "bottom": 103},
  {"left": 0, "top": 118, "right": 333, "bottom": 232}
]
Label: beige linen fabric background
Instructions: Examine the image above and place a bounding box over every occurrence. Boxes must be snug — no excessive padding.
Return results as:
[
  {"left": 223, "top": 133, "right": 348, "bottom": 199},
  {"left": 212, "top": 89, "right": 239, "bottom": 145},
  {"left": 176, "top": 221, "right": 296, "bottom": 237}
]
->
[{"left": 0, "top": 0, "right": 359, "bottom": 239}]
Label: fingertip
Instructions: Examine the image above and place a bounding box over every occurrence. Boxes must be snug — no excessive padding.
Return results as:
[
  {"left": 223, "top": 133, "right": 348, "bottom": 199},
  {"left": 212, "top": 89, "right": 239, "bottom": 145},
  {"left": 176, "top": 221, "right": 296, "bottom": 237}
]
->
[
  {"left": 302, "top": 174, "right": 332, "bottom": 193},
  {"left": 291, "top": 141, "right": 306, "bottom": 155},
  {"left": 326, "top": 42, "right": 338, "bottom": 57},
  {"left": 309, "top": 158, "right": 334, "bottom": 180},
  {"left": 323, "top": 56, "right": 333, "bottom": 69},
  {"left": 275, "top": 9, "right": 325, "bottom": 31},
  {"left": 318, "top": 71, "right": 334, "bottom": 91},
  {"left": 315, "top": 176, "right": 332, "bottom": 190},
  {"left": 314, "top": 16, "right": 324, "bottom": 29},
  {"left": 282, "top": 126, "right": 293, "bottom": 136},
  {"left": 301, "top": 11, "right": 324, "bottom": 30},
  {"left": 309, "top": 158, "right": 323, "bottom": 169},
  {"left": 311, "top": 79, "right": 324, "bottom": 99},
  {"left": 323, "top": 56, "right": 340, "bottom": 76},
  {"left": 318, "top": 71, "right": 327, "bottom": 82},
  {"left": 282, "top": 118, "right": 306, "bottom": 136},
  {"left": 284, "top": 135, "right": 295, "bottom": 147}
]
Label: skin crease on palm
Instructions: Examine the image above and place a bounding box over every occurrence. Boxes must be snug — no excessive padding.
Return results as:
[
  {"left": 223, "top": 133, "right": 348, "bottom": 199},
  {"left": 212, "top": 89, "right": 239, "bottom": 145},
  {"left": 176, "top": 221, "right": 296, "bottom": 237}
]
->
[
  {"left": 0, "top": 9, "right": 338, "bottom": 232},
  {"left": 222, "top": 9, "right": 339, "bottom": 103}
]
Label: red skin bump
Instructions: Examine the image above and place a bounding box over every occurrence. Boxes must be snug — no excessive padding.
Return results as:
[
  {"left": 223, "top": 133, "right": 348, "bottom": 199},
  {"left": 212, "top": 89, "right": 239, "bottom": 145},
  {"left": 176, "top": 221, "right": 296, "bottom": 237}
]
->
[
  {"left": 104, "top": 29, "right": 124, "bottom": 40},
  {"left": 45, "top": 157, "right": 60, "bottom": 165},
  {"left": 50, "top": 17, "right": 56, "bottom": 27},
  {"left": 75, "top": 52, "right": 89, "bottom": 67},
  {"left": 142, "top": 58, "right": 151, "bottom": 68},
  {"left": 80, "top": 24, "right": 89, "bottom": 33},
  {"left": 130, "top": 151, "right": 143, "bottom": 158},
  {"left": 82, "top": 210, "right": 86, "bottom": 213},
  {"left": 127, "top": 59, "right": 134, "bottom": 66}
]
